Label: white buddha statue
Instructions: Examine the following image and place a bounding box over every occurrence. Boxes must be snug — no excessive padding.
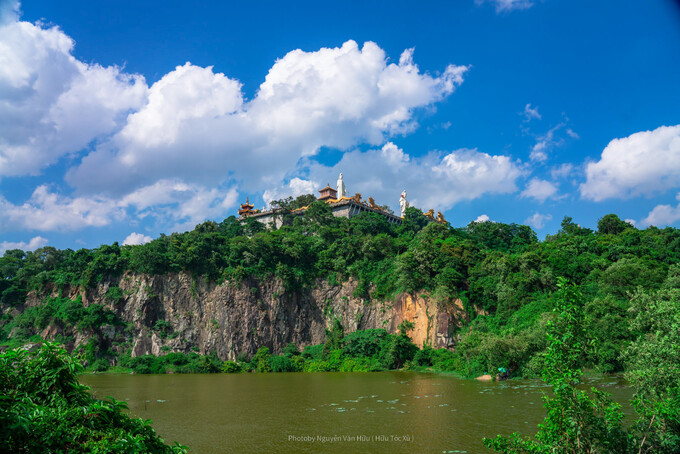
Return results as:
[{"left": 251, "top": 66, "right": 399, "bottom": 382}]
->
[
  {"left": 399, "top": 190, "right": 409, "bottom": 217},
  {"left": 337, "top": 173, "right": 346, "bottom": 198}
]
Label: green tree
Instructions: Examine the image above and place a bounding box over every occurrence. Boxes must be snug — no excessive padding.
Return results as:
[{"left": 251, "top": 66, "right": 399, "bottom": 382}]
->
[
  {"left": 398, "top": 207, "right": 429, "bottom": 235},
  {"left": 282, "top": 342, "right": 300, "bottom": 357},
  {"left": 350, "top": 212, "right": 394, "bottom": 236},
  {"left": 222, "top": 360, "right": 242, "bottom": 373},
  {"left": 302, "top": 200, "right": 336, "bottom": 227},
  {"left": 554, "top": 216, "right": 594, "bottom": 237},
  {"left": 381, "top": 320, "right": 418, "bottom": 369},
  {"left": 323, "top": 317, "right": 345, "bottom": 356},
  {"left": 465, "top": 220, "right": 537, "bottom": 253},
  {"left": 252, "top": 346, "right": 272, "bottom": 372},
  {"left": 597, "top": 214, "right": 633, "bottom": 235}
]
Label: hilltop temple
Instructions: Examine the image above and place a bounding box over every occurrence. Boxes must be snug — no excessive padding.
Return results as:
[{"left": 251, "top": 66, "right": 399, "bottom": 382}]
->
[{"left": 237, "top": 174, "right": 446, "bottom": 228}]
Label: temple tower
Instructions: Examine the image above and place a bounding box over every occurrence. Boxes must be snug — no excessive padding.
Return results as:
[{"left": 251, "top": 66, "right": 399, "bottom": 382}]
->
[
  {"left": 318, "top": 184, "right": 338, "bottom": 202},
  {"left": 238, "top": 197, "right": 255, "bottom": 217}
]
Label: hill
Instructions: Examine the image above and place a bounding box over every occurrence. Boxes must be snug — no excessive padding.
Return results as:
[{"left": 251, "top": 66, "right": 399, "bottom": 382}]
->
[{"left": 1, "top": 199, "right": 679, "bottom": 378}]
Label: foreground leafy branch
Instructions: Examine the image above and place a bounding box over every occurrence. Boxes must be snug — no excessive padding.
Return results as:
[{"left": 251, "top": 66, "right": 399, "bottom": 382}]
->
[{"left": 0, "top": 343, "right": 188, "bottom": 453}]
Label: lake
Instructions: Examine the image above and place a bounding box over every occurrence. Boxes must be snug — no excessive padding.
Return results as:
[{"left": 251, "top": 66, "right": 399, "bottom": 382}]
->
[{"left": 81, "top": 371, "right": 631, "bottom": 453}]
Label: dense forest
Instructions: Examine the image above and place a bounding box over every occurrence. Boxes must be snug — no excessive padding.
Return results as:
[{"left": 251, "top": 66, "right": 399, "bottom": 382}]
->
[{"left": 1, "top": 196, "right": 679, "bottom": 379}]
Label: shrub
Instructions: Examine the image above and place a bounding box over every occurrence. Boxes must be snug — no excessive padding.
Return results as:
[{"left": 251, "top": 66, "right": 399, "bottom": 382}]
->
[
  {"left": 269, "top": 355, "right": 299, "bottom": 372},
  {"left": 301, "top": 344, "right": 324, "bottom": 360},
  {"left": 343, "top": 329, "right": 388, "bottom": 358},
  {"left": 105, "top": 286, "right": 124, "bottom": 303},
  {"left": 253, "top": 346, "right": 272, "bottom": 372},
  {"left": 0, "top": 343, "right": 187, "bottom": 453},
  {"left": 222, "top": 361, "right": 242, "bottom": 373},
  {"left": 282, "top": 342, "right": 300, "bottom": 357}
]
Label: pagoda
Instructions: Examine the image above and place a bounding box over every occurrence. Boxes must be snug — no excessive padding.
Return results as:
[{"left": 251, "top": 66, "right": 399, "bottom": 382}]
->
[
  {"left": 317, "top": 183, "right": 338, "bottom": 202},
  {"left": 238, "top": 197, "right": 255, "bottom": 217}
]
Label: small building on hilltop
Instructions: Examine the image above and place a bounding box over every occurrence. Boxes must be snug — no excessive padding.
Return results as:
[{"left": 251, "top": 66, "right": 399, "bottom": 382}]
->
[
  {"left": 237, "top": 197, "right": 256, "bottom": 217},
  {"left": 238, "top": 174, "right": 405, "bottom": 228},
  {"left": 317, "top": 184, "right": 337, "bottom": 202}
]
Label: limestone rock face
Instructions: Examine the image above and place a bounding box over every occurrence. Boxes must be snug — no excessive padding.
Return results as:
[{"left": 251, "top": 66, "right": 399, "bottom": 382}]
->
[{"left": 23, "top": 272, "right": 468, "bottom": 359}]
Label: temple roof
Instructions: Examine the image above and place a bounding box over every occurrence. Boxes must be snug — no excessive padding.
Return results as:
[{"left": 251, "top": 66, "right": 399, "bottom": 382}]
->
[
  {"left": 240, "top": 197, "right": 254, "bottom": 209},
  {"left": 238, "top": 197, "right": 255, "bottom": 217}
]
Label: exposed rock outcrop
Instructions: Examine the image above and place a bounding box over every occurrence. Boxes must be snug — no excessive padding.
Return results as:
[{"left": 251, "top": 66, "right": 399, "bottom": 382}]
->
[{"left": 24, "top": 272, "right": 468, "bottom": 360}]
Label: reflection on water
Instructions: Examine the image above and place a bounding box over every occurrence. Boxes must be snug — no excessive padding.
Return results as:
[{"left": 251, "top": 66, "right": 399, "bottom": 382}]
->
[{"left": 81, "top": 371, "right": 631, "bottom": 454}]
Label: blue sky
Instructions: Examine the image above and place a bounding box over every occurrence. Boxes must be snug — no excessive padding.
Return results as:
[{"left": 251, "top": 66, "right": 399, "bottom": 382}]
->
[{"left": 1, "top": 0, "right": 679, "bottom": 252}]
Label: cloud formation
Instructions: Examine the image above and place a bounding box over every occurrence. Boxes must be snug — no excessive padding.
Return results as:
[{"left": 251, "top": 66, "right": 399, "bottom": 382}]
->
[
  {"left": 0, "top": 181, "right": 239, "bottom": 234},
  {"left": 263, "top": 178, "right": 318, "bottom": 208},
  {"left": 287, "top": 142, "right": 525, "bottom": 213},
  {"left": 119, "top": 180, "right": 239, "bottom": 232},
  {"left": 640, "top": 193, "right": 680, "bottom": 228},
  {"left": 521, "top": 177, "right": 558, "bottom": 202},
  {"left": 550, "top": 163, "right": 574, "bottom": 180},
  {"left": 525, "top": 212, "right": 552, "bottom": 229},
  {"left": 67, "top": 41, "right": 467, "bottom": 195},
  {"left": 523, "top": 103, "right": 541, "bottom": 121},
  {"left": 122, "top": 232, "right": 153, "bottom": 246},
  {"left": 0, "top": 186, "right": 123, "bottom": 231},
  {"left": 0, "top": 9, "right": 146, "bottom": 177},
  {"left": 0, "top": 7, "right": 469, "bottom": 236},
  {"left": 0, "top": 235, "right": 48, "bottom": 255},
  {"left": 581, "top": 125, "right": 680, "bottom": 201},
  {"left": 530, "top": 123, "right": 570, "bottom": 162}
]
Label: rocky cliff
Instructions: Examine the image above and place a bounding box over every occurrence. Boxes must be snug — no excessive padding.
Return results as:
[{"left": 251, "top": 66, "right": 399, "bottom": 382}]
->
[{"left": 26, "top": 272, "right": 467, "bottom": 360}]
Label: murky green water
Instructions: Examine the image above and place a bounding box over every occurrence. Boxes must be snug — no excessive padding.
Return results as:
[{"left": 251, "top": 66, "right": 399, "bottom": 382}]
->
[{"left": 81, "top": 371, "right": 631, "bottom": 453}]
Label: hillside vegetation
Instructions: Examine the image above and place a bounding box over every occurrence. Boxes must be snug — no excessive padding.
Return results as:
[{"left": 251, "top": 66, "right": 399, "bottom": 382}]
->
[{"left": 1, "top": 199, "right": 680, "bottom": 379}]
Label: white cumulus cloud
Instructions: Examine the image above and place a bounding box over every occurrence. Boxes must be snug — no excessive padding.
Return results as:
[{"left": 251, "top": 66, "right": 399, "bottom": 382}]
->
[
  {"left": 305, "top": 142, "right": 523, "bottom": 213},
  {"left": 120, "top": 63, "right": 243, "bottom": 148},
  {"left": 0, "top": 235, "right": 48, "bottom": 255},
  {"left": 67, "top": 40, "right": 467, "bottom": 196},
  {"left": 581, "top": 125, "right": 680, "bottom": 201},
  {"left": 474, "top": 214, "right": 491, "bottom": 223},
  {"left": 122, "top": 232, "right": 153, "bottom": 246},
  {"left": 0, "top": 186, "right": 123, "bottom": 231},
  {"left": 640, "top": 193, "right": 680, "bottom": 228},
  {"left": 0, "top": 10, "right": 146, "bottom": 177},
  {"left": 119, "top": 180, "right": 239, "bottom": 232},
  {"left": 0, "top": 6, "right": 469, "bottom": 237},
  {"left": 525, "top": 212, "right": 552, "bottom": 229},
  {"left": 520, "top": 178, "right": 558, "bottom": 202},
  {"left": 262, "top": 177, "right": 319, "bottom": 208},
  {"left": 0, "top": 181, "right": 239, "bottom": 234}
]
